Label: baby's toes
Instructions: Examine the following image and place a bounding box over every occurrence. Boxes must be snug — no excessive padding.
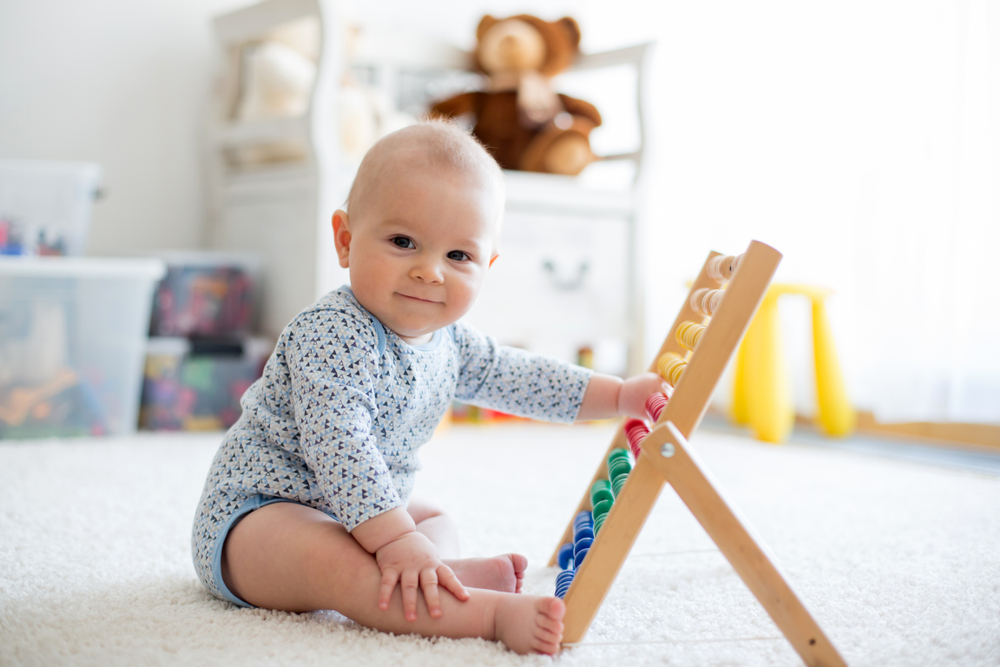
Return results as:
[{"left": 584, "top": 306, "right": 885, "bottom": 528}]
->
[
  {"left": 537, "top": 610, "right": 564, "bottom": 634},
  {"left": 532, "top": 627, "right": 562, "bottom": 654},
  {"left": 510, "top": 553, "right": 528, "bottom": 576},
  {"left": 538, "top": 596, "right": 566, "bottom": 624}
]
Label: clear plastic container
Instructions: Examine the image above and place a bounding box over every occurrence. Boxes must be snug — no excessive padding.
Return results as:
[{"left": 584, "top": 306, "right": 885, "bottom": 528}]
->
[
  {"left": 0, "top": 257, "right": 166, "bottom": 438},
  {"left": 0, "top": 160, "right": 101, "bottom": 256}
]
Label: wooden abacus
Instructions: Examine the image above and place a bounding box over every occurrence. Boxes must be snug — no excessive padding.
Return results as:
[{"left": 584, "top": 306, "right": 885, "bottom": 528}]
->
[{"left": 550, "top": 240, "right": 847, "bottom": 667}]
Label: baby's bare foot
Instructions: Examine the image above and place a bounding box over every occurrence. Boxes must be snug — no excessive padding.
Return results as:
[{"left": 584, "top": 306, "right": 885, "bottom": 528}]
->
[
  {"left": 493, "top": 594, "right": 565, "bottom": 655},
  {"left": 445, "top": 554, "right": 527, "bottom": 593}
]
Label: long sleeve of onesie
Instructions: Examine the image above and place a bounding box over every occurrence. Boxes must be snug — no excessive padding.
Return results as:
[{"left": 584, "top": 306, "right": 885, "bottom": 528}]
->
[
  {"left": 287, "top": 309, "right": 403, "bottom": 531},
  {"left": 452, "top": 321, "right": 593, "bottom": 423}
]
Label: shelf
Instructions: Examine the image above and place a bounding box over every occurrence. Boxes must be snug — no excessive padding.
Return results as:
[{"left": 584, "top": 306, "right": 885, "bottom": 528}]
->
[
  {"left": 210, "top": 116, "right": 311, "bottom": 149},
  {"left": 502, "top": 170, "right": 639, "bottom": 219}
]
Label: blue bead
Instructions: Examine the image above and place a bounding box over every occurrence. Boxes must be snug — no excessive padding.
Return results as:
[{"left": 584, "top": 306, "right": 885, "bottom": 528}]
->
[
  {"left": 573, "top": 536, "right": 593, "bottom": 559},
  {"left": 575, "top": 547, "right": 590, "bottom": 566},
  {"left": 556, "top": 570, "right": 575, "bottom": 585},
  {"left": 558, "top": 543, "right": 575, "bottom": 570},
  {"left": 574, "top": 527, "right": 594, "bottom": 543}
]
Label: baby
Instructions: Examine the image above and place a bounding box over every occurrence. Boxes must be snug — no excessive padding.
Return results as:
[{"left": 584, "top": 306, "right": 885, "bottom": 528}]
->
[{"left": 192, "top": 120, "right": 664, "bottom": 654}]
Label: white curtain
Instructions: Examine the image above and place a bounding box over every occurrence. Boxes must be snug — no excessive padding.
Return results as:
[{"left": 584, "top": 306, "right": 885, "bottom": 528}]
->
[{"left": 575, "top": 0, "right": 1000, "bottom": 423}]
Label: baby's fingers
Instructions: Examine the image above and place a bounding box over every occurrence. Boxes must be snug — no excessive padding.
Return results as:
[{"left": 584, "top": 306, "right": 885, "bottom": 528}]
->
[
  {"left": 401, "top": 570, "right": 420, "bottom": 621},
  {"left": 437, "top": 564, "right": 469, "bottom": 601},
  {"left": 378, "top": 568, "right": 399, "bottom": 611},
  {"left": 420, "top": 568, "right": 442, "bottom": 619}
]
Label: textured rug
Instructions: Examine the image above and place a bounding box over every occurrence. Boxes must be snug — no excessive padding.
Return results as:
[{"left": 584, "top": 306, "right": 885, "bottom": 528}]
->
[{"left": 1, "top": 423, "right": 998, "bottom": 666}]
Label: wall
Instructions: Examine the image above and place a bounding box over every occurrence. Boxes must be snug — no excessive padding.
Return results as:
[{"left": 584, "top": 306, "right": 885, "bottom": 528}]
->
[{"left": 0, "top": 0, "right": 247, "bottom": 256}]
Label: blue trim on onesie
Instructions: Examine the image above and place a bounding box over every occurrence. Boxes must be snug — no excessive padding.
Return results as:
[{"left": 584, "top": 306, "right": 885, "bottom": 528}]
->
[
  {"left": 210, "top": 495, "right": 298, "bottom": 608},
  {"left": 339, "top": 285, "right": 443, "bottom": 353}
]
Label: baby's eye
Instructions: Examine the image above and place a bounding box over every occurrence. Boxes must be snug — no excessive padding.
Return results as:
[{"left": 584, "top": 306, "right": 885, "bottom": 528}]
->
[
  {"left": 447, "top": 250, "right": 470, "bottom": 262},
  {"left": 391, "top": 236, "right": 415, "bottom": 249}
]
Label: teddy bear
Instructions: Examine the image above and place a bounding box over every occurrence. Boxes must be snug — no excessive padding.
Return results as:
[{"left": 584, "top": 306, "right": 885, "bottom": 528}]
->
[{"left": 430, "top": 14, "right": 602, "bottom": 176}]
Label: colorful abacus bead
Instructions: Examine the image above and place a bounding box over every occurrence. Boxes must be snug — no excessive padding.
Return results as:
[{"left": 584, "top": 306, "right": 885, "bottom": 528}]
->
[
  {"left": 573, "top": 536, "right": 593, "bottom": 565},
  {"left": 645, "top": 392, "right": 668, "bottom": 422},
  {"left": 555, "top": 569, "right": 575, "bottom": 598},
  {"left": 574, "top": 510, "right": 594, "bottom": 534},
  {"left": 608, "top": 447, "right": 632, "bottom": 464},
  {"left": 657, "top": 352, "right": 687, "bottom": 387},
  {"left": 676, "top": 321, "right": 706, "bottom": 351},
  {"left": 558, "top": 542, "right": 575, "bottom": 570},
  {"left": 611, "top": 473, "right": 628, "bottom": 498},
  {"left": 590, "top": 479, "right": 614, "bottom": 508},
  {"left": 593, "top": 514, "right": 605, "bottom": 535},
  {"left": 624, "top": 418, "right": 650, "bottom": 457},
  {"left": 690, "top": 288, "right": 725, "bottom": 317},
  {"left": 592, "top": 498, "right": 613, "bottom": 525},
  {"left": 707, "top": 254, "right": 741, "bottom": 283},
  {"left": 608, "top": 457, "right": 631, "bottom": 480}
]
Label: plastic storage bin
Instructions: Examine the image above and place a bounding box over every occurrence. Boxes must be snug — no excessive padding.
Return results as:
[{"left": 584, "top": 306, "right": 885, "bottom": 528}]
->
[
  {"left": 0, "top": 257, "right": 166, "bottom": 438},
  {"left": 0, "top": 160, "right": 101, "bottom": 256},
  {"left": 140, "top": 336, "right": 271, "bottom": 431},
  {"left": 149, "top": 252, "right": 259, "bottom": 337}
]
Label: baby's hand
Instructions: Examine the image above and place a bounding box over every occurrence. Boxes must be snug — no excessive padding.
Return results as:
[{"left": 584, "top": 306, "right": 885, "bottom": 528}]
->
[
  {"left": 374, "top": 531, "right": 469, "bottom": 621},
  {"left": 618, "top": 372, "right": 669, "bottom": 420}
]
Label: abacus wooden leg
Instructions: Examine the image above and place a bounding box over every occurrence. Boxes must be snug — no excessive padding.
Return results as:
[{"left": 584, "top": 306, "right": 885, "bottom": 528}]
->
[{"left": 642, "top": 421, "right": 847, "bottom": 667}]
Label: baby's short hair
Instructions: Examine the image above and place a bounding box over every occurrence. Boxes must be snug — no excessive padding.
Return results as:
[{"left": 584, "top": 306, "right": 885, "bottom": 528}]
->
[{"left": 345, "top": 120, "right": 505, "bottom": 222}]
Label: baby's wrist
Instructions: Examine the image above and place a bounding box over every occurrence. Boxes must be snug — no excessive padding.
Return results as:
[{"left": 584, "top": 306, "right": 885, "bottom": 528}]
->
[{"left": 352, "top": 507, "right": 417, "bottom": 554}]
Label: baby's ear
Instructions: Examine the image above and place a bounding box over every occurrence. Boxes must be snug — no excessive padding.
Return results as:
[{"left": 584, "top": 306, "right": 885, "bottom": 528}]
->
[{"left": 332, "top": 210, "right": 352, "bottom": 268}]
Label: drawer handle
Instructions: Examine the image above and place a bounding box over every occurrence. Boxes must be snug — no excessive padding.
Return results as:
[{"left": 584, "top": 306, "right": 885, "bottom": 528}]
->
[{"left": 542, "top": 259, "right": 589, "bottom": 291}]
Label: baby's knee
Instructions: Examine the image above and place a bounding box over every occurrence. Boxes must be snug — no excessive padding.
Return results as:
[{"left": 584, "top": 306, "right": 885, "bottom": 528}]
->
[{"left": 406, "top": 498, "right": 449, "bottom": 524}]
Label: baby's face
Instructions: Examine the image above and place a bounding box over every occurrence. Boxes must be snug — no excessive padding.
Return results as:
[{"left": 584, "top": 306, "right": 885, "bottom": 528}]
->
[{"left": 335, "top": 166, "right": 499, "bottom": 345}]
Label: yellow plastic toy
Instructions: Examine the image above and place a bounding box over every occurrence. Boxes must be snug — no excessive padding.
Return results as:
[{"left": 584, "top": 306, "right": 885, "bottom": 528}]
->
[{"left": 732, "top": 283, "right": 855, "bottom": 443}]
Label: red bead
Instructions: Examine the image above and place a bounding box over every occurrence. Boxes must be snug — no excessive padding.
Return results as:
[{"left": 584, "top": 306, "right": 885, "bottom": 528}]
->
[{"left": 645, "top": 393, "right": 668, "bottom": 421}]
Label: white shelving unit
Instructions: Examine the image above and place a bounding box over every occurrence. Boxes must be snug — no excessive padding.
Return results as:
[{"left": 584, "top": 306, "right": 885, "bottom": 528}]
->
[{"left": 207, "top": 0, "right": 653, "bottom": 374}]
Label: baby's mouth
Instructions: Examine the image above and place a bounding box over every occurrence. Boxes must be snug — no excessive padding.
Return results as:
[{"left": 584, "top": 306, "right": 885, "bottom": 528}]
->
[{"left": 398, "top": 293, "right": 440, "bottom": 304}]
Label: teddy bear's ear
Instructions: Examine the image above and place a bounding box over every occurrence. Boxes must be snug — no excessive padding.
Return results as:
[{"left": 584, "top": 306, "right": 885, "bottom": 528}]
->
[
  {"left": 476, "top": 15, "right": 499, "bottom": 42},
  {"left": 557, "top": 17, "right": 581, "bottom": 49}
]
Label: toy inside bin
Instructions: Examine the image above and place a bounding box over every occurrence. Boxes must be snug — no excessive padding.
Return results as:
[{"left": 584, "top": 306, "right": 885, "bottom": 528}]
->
[
  {"left": 140, "top": 336, "right": 272, "bottom": 431},
  {"left": 149, "top": 253, "right": 259, "bottom": 337},
  {"left": 0, "top": 257, "right": 165, "bottom": 438}
]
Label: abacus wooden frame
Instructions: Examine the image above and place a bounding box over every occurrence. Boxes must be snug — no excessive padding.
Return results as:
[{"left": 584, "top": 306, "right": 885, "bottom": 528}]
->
[{"left": 549, "top": 240, "right": 847, "bottom": 667}]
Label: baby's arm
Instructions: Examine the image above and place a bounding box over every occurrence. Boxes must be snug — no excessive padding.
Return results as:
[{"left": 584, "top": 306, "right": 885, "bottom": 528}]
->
[
  {"left": 352, "top": 508, "right": 469, "bottom": 621},
  {"left": 576, "top": 372, "right": 667, "bottom": 421}
]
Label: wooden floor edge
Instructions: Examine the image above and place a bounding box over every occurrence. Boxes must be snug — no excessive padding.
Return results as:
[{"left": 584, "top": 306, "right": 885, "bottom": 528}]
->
[{"left": 853, "top": 411, "right": 999, "bottom": 450}]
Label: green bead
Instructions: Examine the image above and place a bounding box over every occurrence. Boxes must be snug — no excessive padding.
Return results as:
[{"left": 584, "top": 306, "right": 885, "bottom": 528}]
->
[
  {"left": 591, "top": 488, "right": 614, "bottom": 507},
  {"left": 593, "top": 498, "right": 614, "bottom": 520},
  {"left": 607, "top": 448, "right": 631, "bottom": 464},
  {"left": 593, "top": 515, "right": 605, "bottom": 534},
  {"left": 591, "top": 479, "right": 612, "bottom": 495},
  {"left": 612, "top": 474, "right": 628, "bottom": 497},
  {"left": 609, "top": 460, "right": 632, "bottom": 480}
]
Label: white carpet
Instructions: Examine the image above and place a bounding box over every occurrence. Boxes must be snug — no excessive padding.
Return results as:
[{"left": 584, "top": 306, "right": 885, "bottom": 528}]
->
[{"left": 1, "top": 423, "right": 999, "bottom": 666}]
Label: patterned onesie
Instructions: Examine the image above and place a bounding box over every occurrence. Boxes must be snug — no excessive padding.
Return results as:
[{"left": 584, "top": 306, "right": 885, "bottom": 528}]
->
[{"left": 192, "top": 286, "right": 593, "bottom": 605}]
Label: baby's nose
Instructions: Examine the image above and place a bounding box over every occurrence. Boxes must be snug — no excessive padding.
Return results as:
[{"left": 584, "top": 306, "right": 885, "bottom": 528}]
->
[{"left": 410, "top": 258, "right": 444, "bottom": 283}]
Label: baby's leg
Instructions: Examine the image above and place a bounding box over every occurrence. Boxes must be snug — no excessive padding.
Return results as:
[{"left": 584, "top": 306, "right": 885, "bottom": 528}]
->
[
  {"left": 222, "top": 502, "right": 564, "bottom": 654},
  {"left": 407, "top": 498, "right": 527, "bottom": 593}
]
